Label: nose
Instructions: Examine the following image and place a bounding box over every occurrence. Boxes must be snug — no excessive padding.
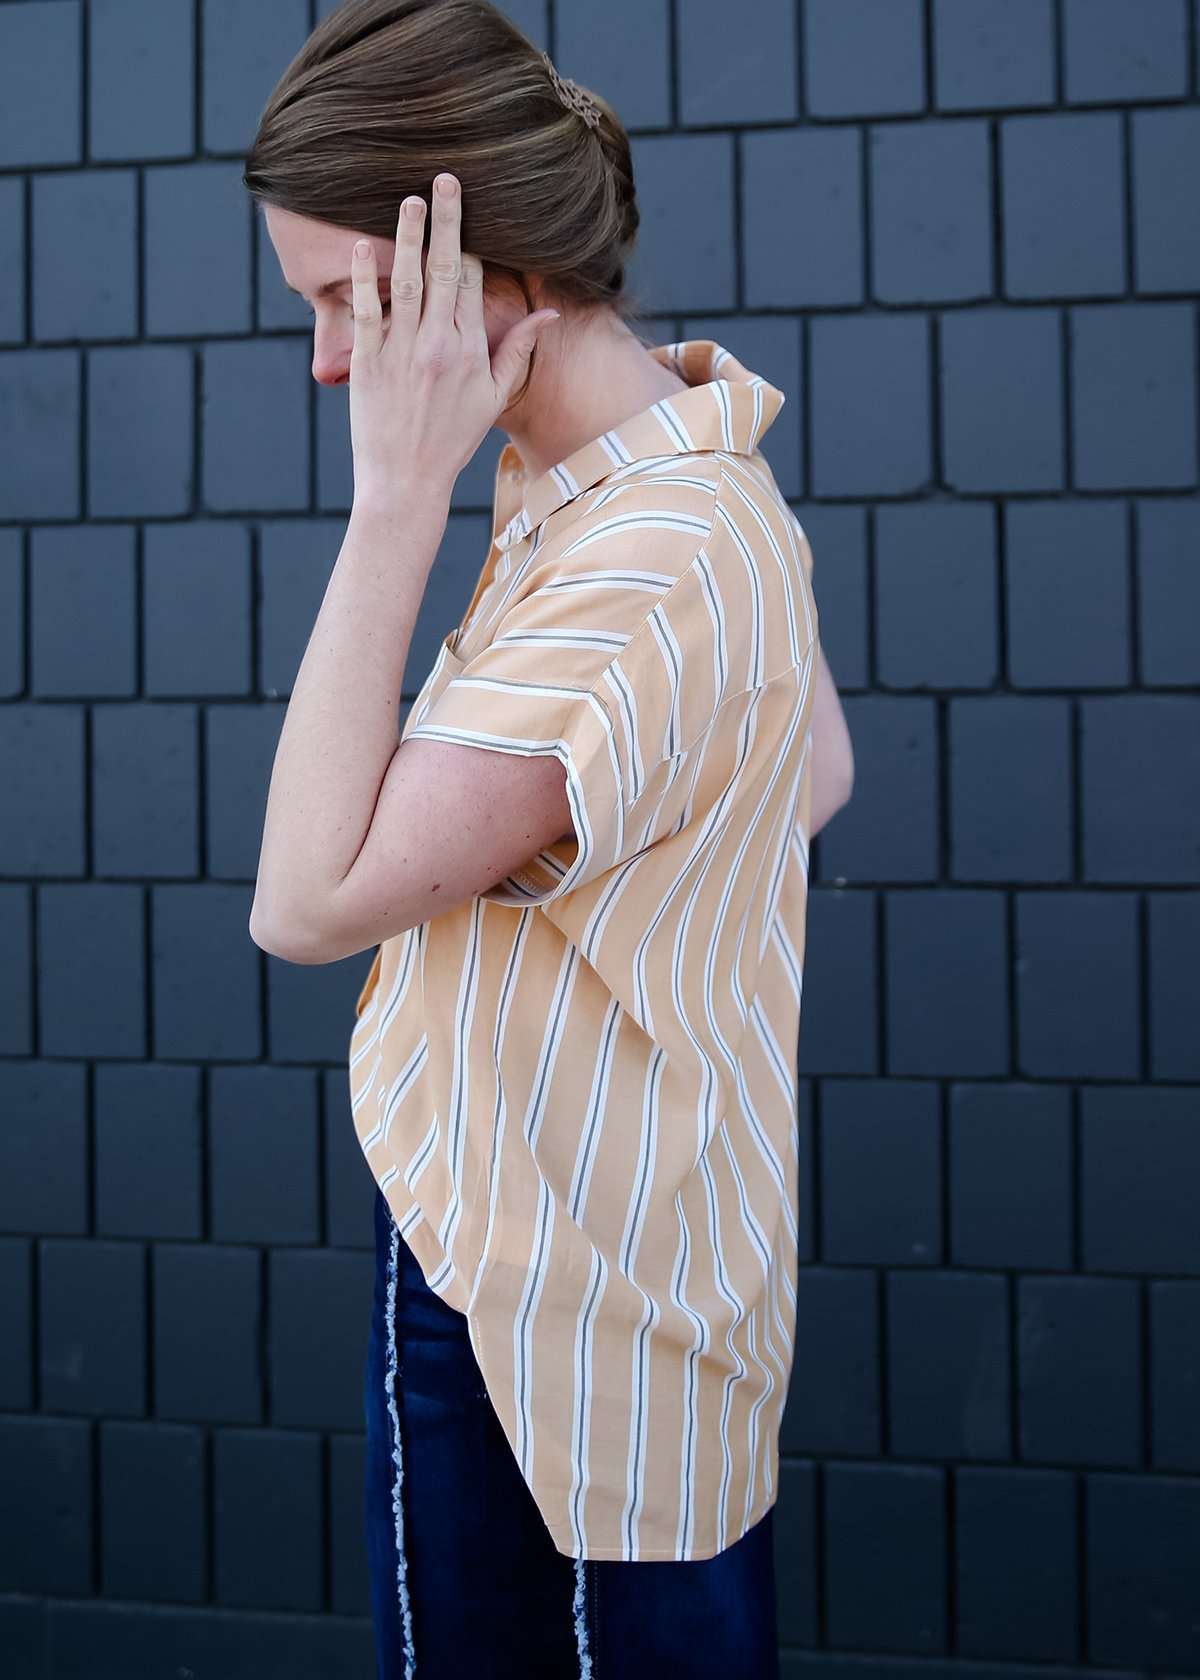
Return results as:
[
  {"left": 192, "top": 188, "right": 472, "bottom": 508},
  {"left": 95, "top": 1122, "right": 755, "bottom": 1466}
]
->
[{"left": 311, "top": 321, "right": 350, "bottom": 386}]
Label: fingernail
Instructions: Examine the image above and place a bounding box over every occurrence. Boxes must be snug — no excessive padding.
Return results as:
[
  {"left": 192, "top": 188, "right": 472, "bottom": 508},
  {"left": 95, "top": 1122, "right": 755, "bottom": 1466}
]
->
[{"left": 354, "top": 240, "right": 370, "bottom": 259}]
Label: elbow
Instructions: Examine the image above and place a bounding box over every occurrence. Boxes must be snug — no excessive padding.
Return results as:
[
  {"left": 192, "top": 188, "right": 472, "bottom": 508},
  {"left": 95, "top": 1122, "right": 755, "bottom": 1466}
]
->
[{"left": 248, "top": 902, "right": 323, "bottom": 965}]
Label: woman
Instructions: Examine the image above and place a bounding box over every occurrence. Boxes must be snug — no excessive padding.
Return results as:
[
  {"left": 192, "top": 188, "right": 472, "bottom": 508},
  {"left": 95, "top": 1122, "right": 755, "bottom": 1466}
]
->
[{"left": 243, "top": 2, "right": 854, "bottom": 1675}]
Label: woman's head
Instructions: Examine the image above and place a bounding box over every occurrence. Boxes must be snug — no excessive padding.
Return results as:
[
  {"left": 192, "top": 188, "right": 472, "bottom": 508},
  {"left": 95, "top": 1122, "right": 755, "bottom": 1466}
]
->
[{"left": 243, "top": 0, "right": 643, "bottom": 398}]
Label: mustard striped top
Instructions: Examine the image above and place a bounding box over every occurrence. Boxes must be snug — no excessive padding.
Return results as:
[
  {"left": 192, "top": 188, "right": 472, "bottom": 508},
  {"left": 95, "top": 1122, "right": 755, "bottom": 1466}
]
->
[{"left": 348, "top": 338, "right": 819, "bottom": 1561}]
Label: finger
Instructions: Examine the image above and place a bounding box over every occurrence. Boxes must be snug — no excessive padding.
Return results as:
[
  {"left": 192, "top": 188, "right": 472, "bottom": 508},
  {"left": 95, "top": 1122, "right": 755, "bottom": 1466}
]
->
[
  {"left": 453, "top": 252, "right": 487, "bottom": 352},
  {"left": 350, "top": 238, "right": 385, "bottom": 358},
  {"left": 422, "top": 172, "right": 463, "bottom": 330},
  {"left": 490, "top": 310, "right": 560, "bottom": 409},
  {"left": 388, "top": 196, "right": 426, "bottom": 351}
]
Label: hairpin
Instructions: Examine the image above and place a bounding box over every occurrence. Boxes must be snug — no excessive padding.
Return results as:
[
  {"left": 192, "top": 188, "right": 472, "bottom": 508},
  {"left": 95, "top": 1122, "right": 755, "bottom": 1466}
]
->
[{"left": 541, "top": 51, "right": 604, "bottom": 132}]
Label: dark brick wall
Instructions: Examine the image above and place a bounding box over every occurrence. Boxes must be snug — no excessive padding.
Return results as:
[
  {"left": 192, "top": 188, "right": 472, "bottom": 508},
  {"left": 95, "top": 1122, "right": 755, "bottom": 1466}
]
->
[{"left": 1, "top": 0, "right": 1197, "bottom": 1675}]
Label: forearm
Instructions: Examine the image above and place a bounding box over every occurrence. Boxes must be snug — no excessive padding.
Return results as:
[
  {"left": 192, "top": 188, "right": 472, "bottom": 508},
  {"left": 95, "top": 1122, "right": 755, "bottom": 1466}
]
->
[{"left": 250, "top": 489, "right": 452, "bottom": 955}]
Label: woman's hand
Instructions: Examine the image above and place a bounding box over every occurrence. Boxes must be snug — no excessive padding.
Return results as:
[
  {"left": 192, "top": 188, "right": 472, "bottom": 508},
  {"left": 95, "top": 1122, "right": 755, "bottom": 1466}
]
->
[{"left": 347, "top": 171, "right": 560, "bottom": 510}]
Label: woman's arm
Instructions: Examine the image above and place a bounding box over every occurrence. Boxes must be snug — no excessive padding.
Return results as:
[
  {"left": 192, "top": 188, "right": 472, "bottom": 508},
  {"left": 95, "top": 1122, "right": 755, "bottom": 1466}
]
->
[{"left": 808, "top": 645, "right": 854, "bottom": 838}]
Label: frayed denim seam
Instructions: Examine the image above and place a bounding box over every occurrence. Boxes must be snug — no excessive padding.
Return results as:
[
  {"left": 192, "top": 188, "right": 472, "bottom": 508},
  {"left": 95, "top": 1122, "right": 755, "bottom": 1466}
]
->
[
  {"left": 573, "top": 1556, "right": 593, "bottom": 1677},
  {"left": 385, "top": 1218, "right": 418, "bottom": 1678}
]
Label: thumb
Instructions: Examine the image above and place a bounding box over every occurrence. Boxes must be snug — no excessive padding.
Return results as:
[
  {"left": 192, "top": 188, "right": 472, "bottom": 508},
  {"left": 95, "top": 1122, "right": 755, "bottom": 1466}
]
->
[{"left": 491, "top": 310, "right": 560, "bottom": 407}]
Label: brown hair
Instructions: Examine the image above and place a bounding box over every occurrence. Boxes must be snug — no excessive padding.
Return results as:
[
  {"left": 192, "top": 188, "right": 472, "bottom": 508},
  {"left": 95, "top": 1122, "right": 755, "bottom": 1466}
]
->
[{"left": 242, "top": 0, "right": 645, "bottom": 406}]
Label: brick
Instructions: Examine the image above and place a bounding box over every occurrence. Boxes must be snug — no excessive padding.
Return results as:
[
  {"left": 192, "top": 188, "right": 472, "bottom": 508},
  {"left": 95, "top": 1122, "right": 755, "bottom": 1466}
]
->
[
  {"left": 329, "top": 1433, "right": 372, "bottom": 1616},
  {"left": 0, "top": 1600, "right": 46, "bottom": 1676},
  {"left": 804, "top": 0, "right": 925, "bottom": 117},
  {"left": 144, "top": 521, "right": 253, "bottom": 697},
  {"left": 0, "top": 1239, "right": 33, "bottom": 1409},
  {"left": 1081, "top": 1086, "right": 1200, "bottom": 1276},
  {"left": 888, "top": 1272, "right": 1010, "bottom": 1459},
  {"left": 795, "top": 888, "right": 879, "bottom": 1076},
  {"left": 1082, "top": 697, "right": 1200, "bottom": 882},
  {"left": 954, "top": 1467, "right": 1078, "bottom": 1659},
  {"left": 153, "top": 1244, "right": 263, "bottom": 1424},
  {"left": 89, "top": 0, "right": 194, "bottom": 160},
  {"left": 145, "top": 162, "right": 252, "bottom": 337},
  {"left": 885, "top": 890, "right": 1009, "bottom": 1077},
  {"left": 824, "top": 1462, "right": 947, "bottom": 1652},
  {"left": 39, "top": 884, "right": 147, "bottom": 1059},
  {"left": 744, "top": 128, "right": 863, "bottom": 309},
  {"left": 685, "top": 315, "right": 803, "bottom": 497},
  {"left": 932, "top": 0, "right": 1056, "bottom": 111},
  {"left": 1148, "top": 893, "right": 1200, "bottom": 1079},
  {"left": 871, "top": 120, "right": 992, "bottom": 304},
  {"left": 0, "top": 349, "right": 80, "bottom": 518},
  {"left": 151, "top": 884, "right": 261, "bottom": 1061},
  {"left": 0, "top": 1062, "right": 88, "bottom": 1234},
  {"left": 950, "top": 698, "right": 1073, "bottom": 882},
  {"left": 1071, "top": 302, "right": 1197, "bottom": 490},
  {"left": 941, "top": 308, "right": 1063, "bottom": 492},
  {"left": 1133, "top": 109, "right": 1200, "bottom": 293},
  {"left": 1137, "top": 498, "right": 1200, "bottom": 687},
  {"left": 268, "top": 1247, "right": 374, "bottom": 1430},
  {"left": 875, "top": 502, "right": 997, "bottom": 689},
  {"left": 678, "top": 0, "right": 796, "bottom": 124},
  {"left": 323, "top": 1068, "right": 377, "bottom": 1250},
  {"left": 822, "top": 1080, "right": 941, "bottom": 1265},
  {"left": 212, "top": 1428, "right": 323, "bottom": 1611},
  {"left": 94, "top": 1063, "right": 203, "bottom": 1240},
  {"left": 781, "top": 1268, "right": 881, "bottom": 1455},
  {"left": 267, "top": 948, "right": 383, "bottom": 1066},
  {"left": 32, "top": 170, "right": 137, "bottom": 340},
  {"left": 794, "top": 504, "right": 868, "bottom": 688},
  {"left": 0, "top": 886, "right": 32, "bottom": 1055},
  {"left": 92, "top": 703, "right": 199, "bottom": 878},
  {"left": 0, "top": 176, "right": 25, "bottom": 345},
  {"left": 100, "top": 1421, "right": 205, "bottom": 1601},
  {"left": 202, "top": 0, "right": 310, "bottom": 154},
  {"left": 88, "top": 345, "right": 194, "bottom": 517},
  {"left": 1086, "top": 1474, "right": 1200, "bottom": 1669},
  {"left": 1063, "top": 0, "right": 1188, "bottom": 103},
  {"left": 1015, "top": 891, "right": 1140, "bottom": 1079},
  {"left": 1150, "top": 1283, "right": 1200, "bottom": 1471},
  {"left": 818, "top": 697, "right": 938, "bottom": 882},
  {"left": 0, "top": 703, "right": 85, "bottom": 876},
  {"left": 0, "top": 1417, "right": 91, "bottom": 1594},
  {"left": 47, "top": 1602, "right": 373, "bottom": 1676},
  {"left": 40, "top": 1239, "right": 147, "bottom": 1417},
  {"left": 201, "top": 339, "right": 310, "bottom": 513},
  {"left": 315, "top": 380, "right": 354, "bottom": 510},
  {"left": 773, "top": 1461, "right": 819, "bottom": 1647},
  {"left": 1002, "top": 113, "right": 1125, "bottom": 299},
  {"left": 557, "top": 0, "right": 670, "bottom": 130},
  {"left": 206, "top": 704, "right": 281, "bottom": 881},
  {"left": 30, "top": 524, "right": 137, "bottom": 697},
  {"left": 0, "top": 527, "right": 20, "bottom": 697},
  {"left": 811, "top": 314, "right": 931, "bottom": 496},
  {"left": 259, "top": 519, "right": 358, "bottom": 697},
  {"left": 1005, "top": 500, "right": 1131, "bottom": 688},
  {"left": 0, "top": 1, "right": 81, "bottom": 168},
  {"left": 209, "top": 1067, "right": 320, "bottom": 1245},
  {"left": 627, "top": 134, "right": 736, "bottom": 312},
  {"left": 950, "top": 1084, "right": 1073, "bottom": 1270},
  {"left": 1017, "top": 1276, "right": 1141, "bottom": 1465}
]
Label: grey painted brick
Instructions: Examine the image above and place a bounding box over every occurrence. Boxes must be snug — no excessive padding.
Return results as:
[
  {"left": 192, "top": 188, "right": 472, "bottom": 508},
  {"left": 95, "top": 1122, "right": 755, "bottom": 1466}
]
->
[
  {"left": 0, "top": 1, "right": 81, "bottom": 168},
  {"left": 1015, "top": 891, "right": 1140, "bottom": 1079},
  {"left": 819, "top": 697, "right": 939, "bottom": 881},
  {"left": 626, "top": 133, "right": 736, "bottom": 312},
  {"left": 1081, "top": 1086, "right": 1200, "bottom": 1275},
  {"left": 266, "top": 945, "right": 380, "bottom": 1066},
  {"left": 89, "top": 0, "right": 194, "bottom": 161},
  {"left": 315, "top": 378, "right": 354, "bottom": 511},
  {"left": 40, "top": 1239, "right": 147, "bottom": 1417},
  {"left": 744, "top": 127, "right": 863, "bottom": 309},
  {"left": 932, "top": 0, "right": 1057, "bottom": 111},
  {"left": 1018, "top": 1275, "right": 1142, "bottom": 1466},
  {"left": 201, "top": 339, "right": 310, "bottom": 512},
  {"left": 795, "top": 887, "right": 879, "bottom": 1076},
  {"left": 824, "top": 1462, "right": 947, "bottom": 1652},
  {"left": 1137, "top": 497, "right": 1200, "bottom": 686},
  {"left": 685, "top": 315, "right": 804, "bottom": 497},
  {"left": 885, "top": 890, "right": 1009, "bottom": 1077},
  {"left": 1150, "top": 1283, "right": 1200, "bottom": 1470},
  {"left": 30, "top": 524, "right": 137, "bottom": 698},
  {"left": 329, "top": 1433, "right": 371, "bottom": 1616},
  {"left": 0, "top": 1601, "right": 45, "bottom": 1675},
  {"left": 0, "top": 528, "right": 21, "bottom": 697},
  {"left": 88, "top": 345, "right": 194, "bottom": 517},
  {"left": 773, "top": 1461, "right": 819, "bottom": 1648},
  {"left": 201, "top": 0, "right": 310, "bottom": 155},
  {"left": 1086, "top": 1474, "right": 1200, "bottom": 1670},
  {"left": 804, "top": 0, "right": 926, "bottom": 118},
  {"left": 144, "top": 521, "right": 253, "bottom": 697},
  {"left": 0, "top": 1239, "right": 33, "bottom": 1409},
  {"left": 557, "top": 0, "right": 670, "bottom": 130},
  {"left": 100, "top": 1421, "right": 206, "bottom": 1602},
  {"left": 213, "top": 1428, "right": 323, "bottom": 1611},
  {"left": 950, "top": 1083, "right": 1074, "bottom": 1272},
  {"left": 0, "top": 1062, "right": 88, "bottom": 1235},
  {"left": 146, "top": 163, "right": 253, "bottom": 338},
  {"left": 0, "top": 886, "right": 32, "bottom": 1056},
  {"left": 32, "top": 170, "right": 137, "bottom": 341},
  {"left": 94, "top": 1063, "right": 203, "bottom": 1241},
  {"left": 678, "top": 0, "right": 797, "bottom": 125},
  {"left": 954, "top": 1467, "right": 1079, "bottom": 1660},
  {"left": 1148, "top": 893, "right": 1200, "bottom": 1079},
  {"left": 1071, "top": 302, "right": 1198, "bottom": 490},
  {"left": 941, "top": 307, "right": 1064, "bottom": 492},
  {"left": 151, "top": 884, "right": 261, "bottom": 1061},
  {"left": 870, "top": 120, "right": 993, "bottom": 304},
  {"left": 255, "top": 209, "right": 316, "bottom": 334},
  {"left": 876, "top": 502, "right": 997, "bottom": 688},
  {"left": 950, "top": 697, "right": 1073, "bottom": 882},
  {"left": 811, "top": 313, "right": 932, "bottom": 496},
  {"left": 782, "top": 1268, "right": 882, "bottom": 1455},
  {"left": 205, "top": 704, "right": 282, "bottom": 879},
  {"left": 1133, "top": 108, "right": 1200, "bottom": 293},
  {"left": 1005, "top": 500, "right": 1132, "bottom": 688},
  {"left": 887, "top": 1272, "right": 1010, "bottom": 1459},
  {"left": 0, "top": 348, "right": 81, "bottom": 518},
  {"left": 322, "top": 1068, "right": 375, "bottom": 1251},
  {"left": 209, "top": 1066, "right": 320, "bottom": 1245},
  {"left": 268, "top": 1248, "right": 373, "bottom": 1430},
  {"left": 0, "top": 703, "right": 85, "bottom": 876},
  {"left": 153, "top": 1244, "right": 262, "bottom": 1424},
  {"left": 48, "top": 1602, "right": 374, "bottom": 1677},
  {"left": 0, "top": 1417, "right": 91, "bottom": 1595},
  {"left": 0, "top": 176, "right": 25, "bottom": 344},
  {"left": 822, "top": 1079, "right": 942, "bottom": 1265},
  {"left": 1063, "top": 0, "right": 1189, "bottom": 103},
  {"left": 1082, "top": 696, "right": 1200, "bottom": 882},
  {"left": 794, "top": 505, "right": 869, "bottom": 688},
  {"left": 92, "top": 703, "right": 199, "bottom": 879},
  {"left": 1001, "top": 113, "right": 1126, "bottom": 299}
]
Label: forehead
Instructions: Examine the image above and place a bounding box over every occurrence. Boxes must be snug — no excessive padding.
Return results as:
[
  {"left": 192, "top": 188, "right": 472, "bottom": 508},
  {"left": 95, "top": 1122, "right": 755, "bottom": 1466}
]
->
[{"left": 263, "top": 203, "right": 392, "bottom": 296}]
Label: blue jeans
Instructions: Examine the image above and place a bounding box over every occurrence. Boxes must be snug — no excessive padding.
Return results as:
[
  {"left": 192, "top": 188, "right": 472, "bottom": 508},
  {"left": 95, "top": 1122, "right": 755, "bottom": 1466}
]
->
[{"left": 363, "top": 1184, "right": 781, "bottom": 1679}]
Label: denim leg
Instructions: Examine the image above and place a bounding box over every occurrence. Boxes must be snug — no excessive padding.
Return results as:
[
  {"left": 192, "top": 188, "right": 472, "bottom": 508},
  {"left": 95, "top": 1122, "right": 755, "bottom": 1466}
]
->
[
  {"left": 383, "top": 1216, "right": 418, "bottom": 1679},
  {"left": 573, "top": 1555, "right": 593, "bottom": 1678}
]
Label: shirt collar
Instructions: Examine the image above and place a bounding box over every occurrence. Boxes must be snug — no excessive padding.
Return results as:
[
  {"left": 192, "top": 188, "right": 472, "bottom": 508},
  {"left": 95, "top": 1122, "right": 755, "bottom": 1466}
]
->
[{"left": 493, "top": 338, "right": 786, "bottom": 552}]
